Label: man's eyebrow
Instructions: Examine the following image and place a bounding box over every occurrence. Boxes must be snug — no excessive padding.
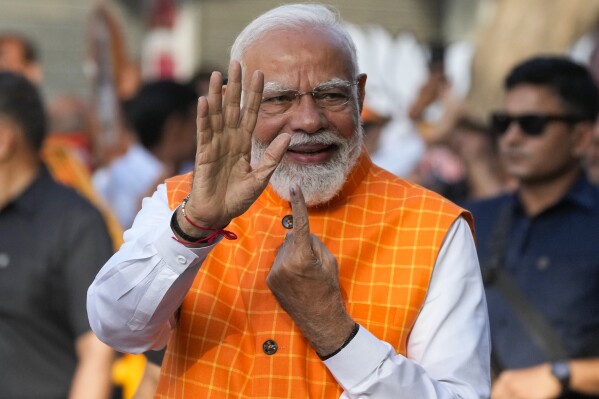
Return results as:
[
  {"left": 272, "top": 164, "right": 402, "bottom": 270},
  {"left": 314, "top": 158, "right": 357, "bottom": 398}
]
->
[
  {"left": 263, "top": 81, "right": 288, "bottom": 91},
  {"left": 263, "top": 78, "right": 352, "bottom": 92},
  {"left": 314, "top": 78, "right": 352, "bottom": 90}
]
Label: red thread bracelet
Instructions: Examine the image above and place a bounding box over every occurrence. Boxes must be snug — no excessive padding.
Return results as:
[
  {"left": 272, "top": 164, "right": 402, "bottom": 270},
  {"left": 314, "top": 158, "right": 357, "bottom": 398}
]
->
[{"left": 173, "top": 194, "right": 237, "bottom": 245}]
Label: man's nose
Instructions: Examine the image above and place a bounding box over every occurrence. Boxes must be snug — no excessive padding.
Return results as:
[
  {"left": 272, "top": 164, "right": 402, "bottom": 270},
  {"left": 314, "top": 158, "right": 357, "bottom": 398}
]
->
[
  {"left": 287, "top": 94, "right": 329, "bottom": 133},
  {"left": 501, "top": 120, "right": 526, "bottom": 143}
]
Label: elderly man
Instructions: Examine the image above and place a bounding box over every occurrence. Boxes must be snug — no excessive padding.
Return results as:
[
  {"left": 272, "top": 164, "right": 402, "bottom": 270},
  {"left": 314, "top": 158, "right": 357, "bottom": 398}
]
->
[
  {"left": 469, "top": 56, "right": 599, "bottom": 398},
  {"left": 88, "top": 4, "right": 490, "bottom": 398}
]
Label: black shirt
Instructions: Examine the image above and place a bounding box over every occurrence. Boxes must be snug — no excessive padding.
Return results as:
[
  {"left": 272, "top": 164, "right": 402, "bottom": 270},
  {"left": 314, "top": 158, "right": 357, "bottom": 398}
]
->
[{"left": 0, "top": 166, "right": 113, "bottom": 399}]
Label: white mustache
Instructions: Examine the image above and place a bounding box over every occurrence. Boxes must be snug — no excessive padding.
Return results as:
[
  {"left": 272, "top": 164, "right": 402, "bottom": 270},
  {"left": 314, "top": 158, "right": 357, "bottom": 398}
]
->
[{"left": 286, "top": 130, "right": 345, "bottom": 147}]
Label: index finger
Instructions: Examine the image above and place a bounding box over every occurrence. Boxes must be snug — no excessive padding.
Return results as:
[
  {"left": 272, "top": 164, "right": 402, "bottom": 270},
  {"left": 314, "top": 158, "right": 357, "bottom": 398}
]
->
[{"left": 289, "top": 184, "right": 311, "bottom": 247}]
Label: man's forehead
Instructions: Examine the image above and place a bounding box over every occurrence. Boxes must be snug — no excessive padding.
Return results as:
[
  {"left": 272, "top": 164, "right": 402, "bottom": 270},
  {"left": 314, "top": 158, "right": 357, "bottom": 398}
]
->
[{"left": 505, "top": 84, "right": 564, "bottom": 109}]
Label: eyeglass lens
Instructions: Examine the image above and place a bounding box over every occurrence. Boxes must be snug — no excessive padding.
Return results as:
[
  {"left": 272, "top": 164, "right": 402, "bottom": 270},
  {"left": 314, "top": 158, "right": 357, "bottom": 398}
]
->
[
  {"left": 490, "top": 113, "right": 582, "bottom": 137},
  {"left": 261, "top": 82, "right": 356, "bottom": 115}
]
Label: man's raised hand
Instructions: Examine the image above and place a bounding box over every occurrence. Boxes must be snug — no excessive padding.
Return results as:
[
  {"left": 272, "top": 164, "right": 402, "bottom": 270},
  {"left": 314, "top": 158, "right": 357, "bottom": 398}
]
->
[{"left": 184, "top": 61, "right": 290, "bottom": 231}]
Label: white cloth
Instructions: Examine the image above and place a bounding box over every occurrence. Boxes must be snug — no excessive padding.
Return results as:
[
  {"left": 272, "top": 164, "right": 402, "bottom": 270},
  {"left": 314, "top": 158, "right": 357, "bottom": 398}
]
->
[
  {"left": 369, "top": 114, "right": 426, "bottom": 177},
  {"left": 92, "top": 143, "right": 165, "bottom": 229},
  {"left": 87, "top": 184, "right": 490, "bottom": 398}
]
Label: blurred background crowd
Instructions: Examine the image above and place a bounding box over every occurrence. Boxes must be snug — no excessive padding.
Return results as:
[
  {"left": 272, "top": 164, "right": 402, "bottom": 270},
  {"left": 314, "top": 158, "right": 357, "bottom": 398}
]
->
[{"left": 1, "top": 0, "right": 599, "bottom": 398}]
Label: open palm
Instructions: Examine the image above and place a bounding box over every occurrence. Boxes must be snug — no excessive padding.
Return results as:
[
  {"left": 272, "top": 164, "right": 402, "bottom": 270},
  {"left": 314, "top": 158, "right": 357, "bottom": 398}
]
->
[{"left": 185, "top": 61, "right": 290, "bottom": 229}]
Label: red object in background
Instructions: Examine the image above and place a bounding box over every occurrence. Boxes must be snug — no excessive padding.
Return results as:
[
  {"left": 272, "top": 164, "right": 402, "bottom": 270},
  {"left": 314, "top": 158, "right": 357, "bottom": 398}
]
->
[
  {"left": 156, "top": 51, "right": 175, "bottom": 79},
  {"left": 149, "top": 0, "right": 176, "bottom": 29}
]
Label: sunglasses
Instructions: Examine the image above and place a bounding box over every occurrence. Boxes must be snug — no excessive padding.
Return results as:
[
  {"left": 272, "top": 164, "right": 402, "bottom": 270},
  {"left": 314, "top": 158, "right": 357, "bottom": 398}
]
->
[{"left": 490, "top": 112, "right": 584, "bottom": 136}]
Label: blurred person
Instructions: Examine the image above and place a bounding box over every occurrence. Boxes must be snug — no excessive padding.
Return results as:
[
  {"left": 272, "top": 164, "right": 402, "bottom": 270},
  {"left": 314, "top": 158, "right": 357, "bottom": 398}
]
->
[
  {"left": 404, "top": 43, "right": 485, "bottom": 202},
  {"left": 0, "top": 32, "right": 42, "bottom": 84},
  {"left": 1, "top": 29, "right": 144, "bottom": 398},
  {"left": 88, "top": 4, "right": 490, "bottom": 398},
  {"left": 0, "top": 32, "right": 125, "bottom": 251},
  {"left": 46, "top": 94, "right": 95, "bottom": 171},
  {"left": 467, "top": 56, "right": 599, "bottom": 398},
  {"left": 42, "top": 93, "right": 125, "bottom": 255},
  {"left": 443, "top": 117, "right": 512, "bottom": 203},
  {"left": 360, "top": 105, "right": 391, "bottom": 155},
  {"left": 131, "top": 350, "right": 163, "bottom": 399},
  {"left": 92, "top": 80, "right": 197, "bottom": 229},
  {"left": 188, "top": 67, "right": 219, "bottom": 97},
  {"left": 586, "top": 120, "right": 599, "bottom": 184},
  {"left": 0, "top": 72, "right": 115, "bottom": 398}
]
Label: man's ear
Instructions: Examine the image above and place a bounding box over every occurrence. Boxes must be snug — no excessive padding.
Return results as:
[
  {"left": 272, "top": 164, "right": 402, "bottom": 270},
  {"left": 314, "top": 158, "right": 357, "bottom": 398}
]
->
[
  {"left": 0, "top": 118, "right": 18, "bottom": 161},
  {"left": 356, "top": 73, "right": 367, "bottom": 113},
  {"left": 572, "top": 120, "right": 593, "bottom": 158}
]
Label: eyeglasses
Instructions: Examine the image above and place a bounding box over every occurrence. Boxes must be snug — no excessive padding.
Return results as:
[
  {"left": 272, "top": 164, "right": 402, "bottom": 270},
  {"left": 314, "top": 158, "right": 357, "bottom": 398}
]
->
[
  {"left": 260, "top": 81, "right": 358, "bottom": 115},
  {"left": 490, "top": 112, "right": 584, "bottom": 136}
]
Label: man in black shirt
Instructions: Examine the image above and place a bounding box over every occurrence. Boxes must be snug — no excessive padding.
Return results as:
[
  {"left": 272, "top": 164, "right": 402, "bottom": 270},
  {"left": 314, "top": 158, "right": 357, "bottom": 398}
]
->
[{"left": 0, "top": 72, "right": 115, "bottom": 398}]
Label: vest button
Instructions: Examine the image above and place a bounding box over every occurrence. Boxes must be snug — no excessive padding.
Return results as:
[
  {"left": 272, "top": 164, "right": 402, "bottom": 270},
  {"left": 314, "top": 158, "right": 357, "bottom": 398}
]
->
[
  {"left": 281, "top": 215, "right": 293, "bottom": 229},
  {"left": 0, "top": 253, "right": 9, "bottom": 269},
  {"left": 536, "top": 256, "right": 551, "bottom": 271},
  {"left": 262, "top": 339, "right": 278, "bottom": 355}
]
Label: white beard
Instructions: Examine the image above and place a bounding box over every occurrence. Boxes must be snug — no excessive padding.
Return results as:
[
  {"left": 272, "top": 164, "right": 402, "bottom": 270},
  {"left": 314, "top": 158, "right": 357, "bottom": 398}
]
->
[{"left": 251, "top": 127, "right": 363, "bottom": 206}]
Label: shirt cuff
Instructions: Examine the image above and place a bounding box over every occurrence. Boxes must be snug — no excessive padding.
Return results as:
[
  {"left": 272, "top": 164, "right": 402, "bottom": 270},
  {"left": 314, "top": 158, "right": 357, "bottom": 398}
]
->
[
  {"left": 153, "top": 212, "right": 221, "bottom": 274},
  {"left": 323, "top": 324, "right": 392, "bottom": 389}
]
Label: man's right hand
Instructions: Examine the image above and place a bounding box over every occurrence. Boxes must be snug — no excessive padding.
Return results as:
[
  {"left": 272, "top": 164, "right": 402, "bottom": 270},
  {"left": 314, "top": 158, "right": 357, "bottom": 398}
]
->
[{"left": 182, "top": 61, "right": 290, "bottom": 232}]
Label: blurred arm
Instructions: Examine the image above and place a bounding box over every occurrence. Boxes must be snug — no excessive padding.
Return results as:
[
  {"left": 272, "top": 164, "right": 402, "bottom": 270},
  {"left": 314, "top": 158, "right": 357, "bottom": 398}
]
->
[{"left": 69, "top": 331, "right": 115, "bottom": 399}]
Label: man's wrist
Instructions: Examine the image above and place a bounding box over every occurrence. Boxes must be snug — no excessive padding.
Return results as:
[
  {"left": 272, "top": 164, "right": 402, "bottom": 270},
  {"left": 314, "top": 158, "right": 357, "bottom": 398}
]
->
[
  {"left": 318, "top": 322, "right": 360, "bottom": 360},
  {"left": 550, "top": 360, "right": 571, "bottom": 394},
  {"left": 171, "top": 199, "right": 238, "bottom": 245},
  {"left": 170, "top": 209, "right": 211, "bottom": 242}
]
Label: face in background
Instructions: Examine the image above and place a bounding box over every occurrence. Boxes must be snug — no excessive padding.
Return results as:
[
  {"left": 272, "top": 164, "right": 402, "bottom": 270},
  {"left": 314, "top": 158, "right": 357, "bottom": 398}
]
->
[
  {"left": 244, "top": 27, "right": 366, "bottom": 206},
  {"left": 498, "top": 84, "right": 589, "bottom": 186},
  {"left": 586, "top": 122, "right": 599, "bottom": 184},
  {"left": 0, "top": 37, "right": 41, "bottom": 84},
  {"left": 163, "top": 105, "right": 197, "bottom": 166}
]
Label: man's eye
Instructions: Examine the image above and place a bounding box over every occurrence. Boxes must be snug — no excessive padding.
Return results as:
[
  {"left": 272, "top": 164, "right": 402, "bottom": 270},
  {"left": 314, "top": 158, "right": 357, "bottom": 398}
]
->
[
  {"left": 314, "top": 91, "right": 349, "bottom": 104},
  {"left": 262, "top": 93, "right": 295, "bottom": 104}
]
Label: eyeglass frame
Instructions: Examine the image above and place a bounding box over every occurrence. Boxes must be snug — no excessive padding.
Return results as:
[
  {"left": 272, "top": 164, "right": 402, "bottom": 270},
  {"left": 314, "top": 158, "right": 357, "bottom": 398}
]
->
[
  {"left": 259, "top": 80, "right": 359, "bottom": 115},
  {"left": 490, "top": 112, "right": 586, "bottom": 137}
]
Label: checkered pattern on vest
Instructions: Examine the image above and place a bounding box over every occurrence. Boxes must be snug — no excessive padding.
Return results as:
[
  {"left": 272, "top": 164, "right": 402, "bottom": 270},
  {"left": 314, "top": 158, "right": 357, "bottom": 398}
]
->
[{"left": 156, "top": 153, "right": 471, "bottom": 398}]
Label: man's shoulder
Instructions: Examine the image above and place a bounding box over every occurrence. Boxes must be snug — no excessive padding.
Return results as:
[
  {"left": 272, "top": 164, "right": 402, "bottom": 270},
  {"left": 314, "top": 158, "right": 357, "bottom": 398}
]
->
[
  {"left": 463, "top": 192, "right": 513, "bottom": 216},
  {"left": 36, "top": 171, "right": 105, "bottom": 220},
  {"left": 367, "top": 163, "right": 465, "bottom": 213},
  {"left": 359, "top": 163, "right": 473, "bottom": 232}
]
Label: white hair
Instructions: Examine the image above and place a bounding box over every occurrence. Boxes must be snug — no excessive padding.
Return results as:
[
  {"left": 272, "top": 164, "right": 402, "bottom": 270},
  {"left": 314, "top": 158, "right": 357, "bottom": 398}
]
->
[{"left": 230, "top": 3, "right": 359, "bottom": 77}]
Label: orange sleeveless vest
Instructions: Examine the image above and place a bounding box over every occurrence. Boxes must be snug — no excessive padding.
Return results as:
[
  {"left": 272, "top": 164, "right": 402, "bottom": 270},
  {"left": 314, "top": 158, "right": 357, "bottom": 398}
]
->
[{"left": 156, "top": 154, "right": 471, "bottom": 398}]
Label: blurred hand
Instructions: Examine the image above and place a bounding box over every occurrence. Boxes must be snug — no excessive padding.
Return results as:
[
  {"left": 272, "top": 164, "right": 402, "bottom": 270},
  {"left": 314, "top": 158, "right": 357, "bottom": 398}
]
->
[{"left": 492, "top": 363, "right": 561, "bottom": 399}]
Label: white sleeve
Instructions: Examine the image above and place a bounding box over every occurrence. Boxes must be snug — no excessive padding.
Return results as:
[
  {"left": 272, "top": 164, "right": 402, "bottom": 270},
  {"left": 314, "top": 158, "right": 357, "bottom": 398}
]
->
[
  {"left": 87, "top": 184, "right": 217, "bottom": 353},
  {"left": 324, "top": 216, "right": 491, "bottom": 398}
]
